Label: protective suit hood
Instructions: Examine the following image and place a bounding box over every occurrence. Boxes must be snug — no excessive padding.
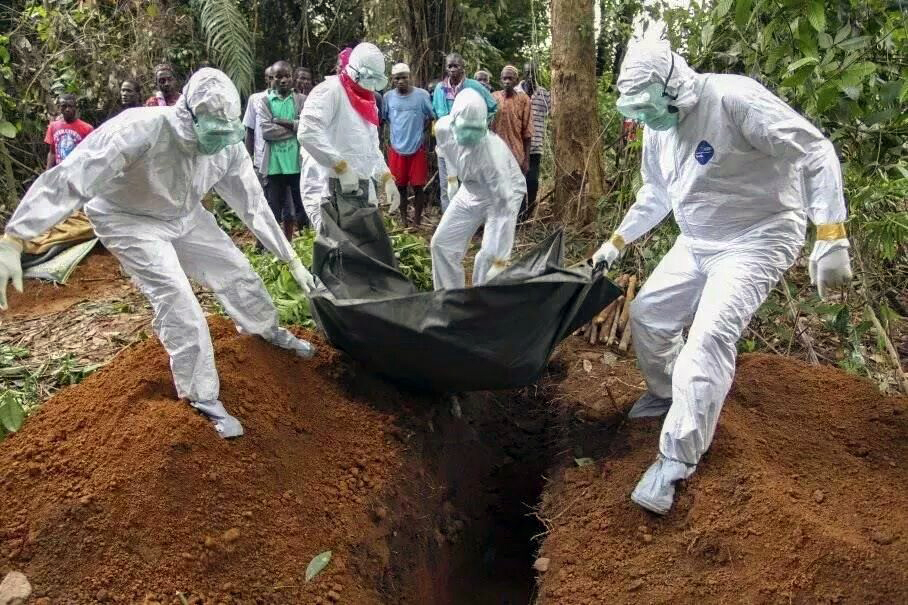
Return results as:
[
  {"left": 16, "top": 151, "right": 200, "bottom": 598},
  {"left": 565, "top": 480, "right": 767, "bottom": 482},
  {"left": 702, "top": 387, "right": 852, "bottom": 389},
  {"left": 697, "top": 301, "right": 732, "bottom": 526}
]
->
[
  {"left": 173, "top": 68, "right": 242, "bottom": 144},
  {"left": 617, "top": 40, "right": 703, "bottom": 114},
  {"left": 450, "top": 88, "right": 488, "bottom": 126},
  {"left": 345, "top": 42, "right": 388, "bottom": 91}
]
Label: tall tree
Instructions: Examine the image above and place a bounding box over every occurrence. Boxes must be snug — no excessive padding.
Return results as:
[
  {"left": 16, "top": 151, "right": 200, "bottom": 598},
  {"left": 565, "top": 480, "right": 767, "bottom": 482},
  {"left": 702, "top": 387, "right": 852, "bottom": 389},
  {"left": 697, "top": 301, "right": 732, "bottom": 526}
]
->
[{"left": 550, "top": 0, "right": 606, "bottom": 224}]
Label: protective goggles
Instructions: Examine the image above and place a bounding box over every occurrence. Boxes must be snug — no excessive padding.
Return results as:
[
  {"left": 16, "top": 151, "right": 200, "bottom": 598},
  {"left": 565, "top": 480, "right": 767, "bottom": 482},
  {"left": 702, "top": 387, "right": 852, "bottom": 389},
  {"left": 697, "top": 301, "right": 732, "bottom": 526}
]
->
[
  {"left": 348, "top": 65, "right": 388, "bottom": 92},
  {"left": 452, "top": 116, "right": 487, "bottom": 146},
  {"left": 186, "top": 103, "right": 244, "bottom": 155}
]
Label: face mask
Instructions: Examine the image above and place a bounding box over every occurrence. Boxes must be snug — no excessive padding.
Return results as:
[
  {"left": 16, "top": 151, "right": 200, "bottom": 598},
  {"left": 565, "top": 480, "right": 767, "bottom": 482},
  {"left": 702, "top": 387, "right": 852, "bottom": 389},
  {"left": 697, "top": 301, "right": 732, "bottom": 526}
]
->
[
  {"left": 348, "top": 65, "right": 388, "bottom": 92},
  {"left": 452, "top": 117, "right": 487, "bottom": 146},
  {"left": 616, "top": 83, "right": 679, "bottom": 131},
  {"left": 190, "top": 110, "right": 245, "bottom": 155}
]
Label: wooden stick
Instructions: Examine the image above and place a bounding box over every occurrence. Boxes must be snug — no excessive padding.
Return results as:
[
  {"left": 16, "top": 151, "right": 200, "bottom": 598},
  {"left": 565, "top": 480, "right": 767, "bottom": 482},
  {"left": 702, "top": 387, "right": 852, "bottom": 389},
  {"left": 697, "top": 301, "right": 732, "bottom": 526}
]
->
[
  {"left": 599, "top": 305, "right": 617, "bottom": 342},
  {"left": 865, "top": 303, "right": 908, "bottom": 396},
  {"left": 588, "top": 321, "right": 599, "bottom": 344},
  {"left": 594, "top": 299, "right": 619, "bottom": 325},
  {"left": 608, "top": 295, "right": 624, "bottom": 346},
  {"left": 619, "top": 320, "right": 632, "bottom": 352},
  {"left": 618, "top": 275, "right": 637, "bottom": 331}
]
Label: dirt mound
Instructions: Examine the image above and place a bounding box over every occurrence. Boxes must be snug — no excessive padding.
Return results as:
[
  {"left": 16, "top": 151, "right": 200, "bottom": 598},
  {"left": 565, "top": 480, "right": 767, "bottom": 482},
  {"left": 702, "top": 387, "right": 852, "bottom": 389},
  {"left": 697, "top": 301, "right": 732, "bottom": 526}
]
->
[
  {"left": 4, "top": 249, "right": 133, "bottom": 320},
  {"left": 0, "top": 317, "right": 404, "bottom": 603},
  {"left": 537, "top": 351, "right": 908, "bottom": 604}
]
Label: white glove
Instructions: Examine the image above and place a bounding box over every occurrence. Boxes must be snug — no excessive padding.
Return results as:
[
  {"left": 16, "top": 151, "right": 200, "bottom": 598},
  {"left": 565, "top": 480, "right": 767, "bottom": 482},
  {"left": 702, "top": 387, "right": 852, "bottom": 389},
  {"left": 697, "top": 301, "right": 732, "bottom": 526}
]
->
[
  {"left": 0, "top": 236, "right": 23, "bottom": 311},
  {"left": 592, "top": 241, "right": 620, "bottom": 269},
  {"left": 289, "top": 258, "right": 315, "bottom": 294},
  {"left": 809, "top": 240, "right": 852, "bottom": 299},
  {"left": 382, "top": 174, "right": 401, "bottom": 213},
  {"left": 333, "top": 160, "right": 359, "bottom": 194},
  {"left": 446, "top": 176, "right": 459, "bottom": 202}
]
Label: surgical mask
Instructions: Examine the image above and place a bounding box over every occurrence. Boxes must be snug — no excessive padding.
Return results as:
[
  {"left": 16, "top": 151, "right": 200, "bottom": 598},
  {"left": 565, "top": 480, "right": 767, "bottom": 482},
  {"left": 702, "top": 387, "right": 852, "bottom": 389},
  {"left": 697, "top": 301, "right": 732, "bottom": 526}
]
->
[
  {"left": 348, "top": 65, "right": 388, "bottom": 92},
  {"left": 189, "top": 107, "right": 244, "bottom": 154},
  {"left": 452, "top": 117, "right": 487, "bottom": 146},
  {"left": 616, "top": 83, "right": 678, "bottom": 131}
]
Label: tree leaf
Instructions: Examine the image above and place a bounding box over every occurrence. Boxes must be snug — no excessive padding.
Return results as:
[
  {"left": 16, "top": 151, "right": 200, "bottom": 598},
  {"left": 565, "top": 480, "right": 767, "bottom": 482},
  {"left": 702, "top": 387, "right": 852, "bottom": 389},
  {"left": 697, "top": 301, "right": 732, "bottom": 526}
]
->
[
  {"left": 0, "top": 397, "right": 25, "bottom": 433},
  {"left": 735, "top": 0, "right": 753, "bottom": 31},
  {"left": 782, "top": 67, "right": 813, "bottom": 88},
  {"left": 838, "top": 36, "right": 870, "bottom": 52},
  {"left": 841, "top": 86, "right": 861, "bottom": 101},
  {"left": 0, "top": 121, "right": 15, "bottom": 138},
  {"left": 305, "top": 550, "right": 332, "bottom": 582},
  {"left": 702, "top": 22, "right": 715, "bottom": 48},
  {"left": 807, "top": 0, "right": 825, "bottom": 32},
  {"left": 815, "top": 83, "right": 840, "bottom": 112},
  {"left": 833, "top": 24, "right": 851, "bottom": 45},
  {"left": 787, "top": 56, "right": 819, "bottom": 73},
  {"left": 818, "top": 32, "right": 833, "bottom": 49},
  {"left": 574, "top": 457, "right": 595, "bottom": 467},
  {"left": 716, "top": 0, "right": 734, "bottom": 18}
]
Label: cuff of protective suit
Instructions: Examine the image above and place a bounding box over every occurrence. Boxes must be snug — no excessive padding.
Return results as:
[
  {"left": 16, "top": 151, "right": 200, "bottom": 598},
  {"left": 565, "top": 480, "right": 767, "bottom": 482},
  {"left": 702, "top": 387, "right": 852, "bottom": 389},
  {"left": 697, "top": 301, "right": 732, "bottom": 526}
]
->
[
  {"left": 1, "top": 234, "right": 23, "bottom": 252},
  {"left": 609, "top": 234, "right": 627, "bottom": 251},
  {"left": 332, "top": 160, "right": 349, "bottom": 175},
  {"left": 810, "top": 238, "right": 850, "bottom": 262}
]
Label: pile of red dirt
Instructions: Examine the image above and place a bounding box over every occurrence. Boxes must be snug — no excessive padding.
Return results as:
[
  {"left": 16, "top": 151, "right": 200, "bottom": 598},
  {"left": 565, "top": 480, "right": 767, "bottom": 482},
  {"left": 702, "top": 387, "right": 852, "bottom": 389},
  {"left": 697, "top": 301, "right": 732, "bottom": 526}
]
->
[
  {"left": 536, "top": 350, "right": 908, "bottom": 604},
  {"left": 0, "top": 317, "right": 406, "bottom": 604},
  {"left": 5, "top": 249, "right": 132, "bottom": 319}
]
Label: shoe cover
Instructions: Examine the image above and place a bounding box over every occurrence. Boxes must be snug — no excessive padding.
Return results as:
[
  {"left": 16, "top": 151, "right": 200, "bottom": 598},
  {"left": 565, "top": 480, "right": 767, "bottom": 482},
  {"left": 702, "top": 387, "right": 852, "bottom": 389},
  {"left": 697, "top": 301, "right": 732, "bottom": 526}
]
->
[
  {"left": 265, "top": 327, "right": 316, "bottom": 358},
  {"left": 630, "top": 454, "right": 695, "bottom": 515},
  {"left": 190, "top": 400, "right": 244, "bottom": 438},
  {"left": 628, "top": 392, "right": 672, "bottom": 418}
]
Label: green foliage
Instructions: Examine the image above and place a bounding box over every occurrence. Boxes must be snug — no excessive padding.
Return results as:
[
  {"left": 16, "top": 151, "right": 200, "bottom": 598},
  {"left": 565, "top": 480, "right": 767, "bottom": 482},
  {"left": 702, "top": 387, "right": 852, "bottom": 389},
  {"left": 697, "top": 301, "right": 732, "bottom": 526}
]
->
[
  {"left": 245, "top": 230, "right": 318, "bottom": 328},
  {"left": 194, "top": 0, "right": 254, "bottom": 96},
  {"left": 656, "top": 0, "right": 908, "bottom": 177},
  {"left": 240, "top": 219, "right": 433, "bottom": 328},
  {"left": 0, "top": 344, "right": 98, "bottom": 442}
]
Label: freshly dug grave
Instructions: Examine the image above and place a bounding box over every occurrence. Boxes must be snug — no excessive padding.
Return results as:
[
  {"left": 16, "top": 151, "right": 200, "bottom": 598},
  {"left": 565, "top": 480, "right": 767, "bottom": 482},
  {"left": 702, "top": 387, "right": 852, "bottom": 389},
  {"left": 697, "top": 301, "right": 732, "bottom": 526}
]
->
[
  {"left": 0, "top": 317, "right": 407, "bottom": 603},
  {"left": 536, "top": 348, "right": 908, "bottom": 604}
]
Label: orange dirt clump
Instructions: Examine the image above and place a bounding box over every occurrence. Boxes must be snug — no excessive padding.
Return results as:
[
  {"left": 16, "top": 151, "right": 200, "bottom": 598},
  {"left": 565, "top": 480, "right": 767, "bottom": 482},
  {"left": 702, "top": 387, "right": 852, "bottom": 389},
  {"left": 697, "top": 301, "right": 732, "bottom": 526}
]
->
[
  {"left": 537, "top": 351, "right": 908, "bottom": 604},
  {"left": 0, "top": 317, "right": 404, "bottom": 604}
]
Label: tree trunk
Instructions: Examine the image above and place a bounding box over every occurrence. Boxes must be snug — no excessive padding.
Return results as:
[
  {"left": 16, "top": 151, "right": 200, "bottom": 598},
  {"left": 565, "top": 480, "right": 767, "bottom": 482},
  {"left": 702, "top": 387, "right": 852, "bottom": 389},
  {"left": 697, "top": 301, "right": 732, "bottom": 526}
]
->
[
  {"left": 391, "top": 0, "right": 462, "bottom": 87},
  {"left": 551, "top": 0, "right": 606, "bottom": 225}
]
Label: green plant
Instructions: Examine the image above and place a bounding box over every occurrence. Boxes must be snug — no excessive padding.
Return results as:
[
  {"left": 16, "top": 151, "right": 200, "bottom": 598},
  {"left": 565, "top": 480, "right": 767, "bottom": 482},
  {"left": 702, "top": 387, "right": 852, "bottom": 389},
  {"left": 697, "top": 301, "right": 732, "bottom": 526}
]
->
[
  {"left": 240, "top": 216, "right": 433, "bottom": 328},
  {"left": 193, "top": 0, "right": 254, "bottom": 96}
]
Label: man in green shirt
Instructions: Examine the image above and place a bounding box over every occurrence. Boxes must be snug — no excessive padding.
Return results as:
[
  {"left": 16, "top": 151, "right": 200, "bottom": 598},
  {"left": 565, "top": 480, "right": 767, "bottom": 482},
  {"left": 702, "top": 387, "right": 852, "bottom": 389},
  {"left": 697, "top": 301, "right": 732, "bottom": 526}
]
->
[{"left": 258, "top": 60, "right": 308, "bottom": 240}]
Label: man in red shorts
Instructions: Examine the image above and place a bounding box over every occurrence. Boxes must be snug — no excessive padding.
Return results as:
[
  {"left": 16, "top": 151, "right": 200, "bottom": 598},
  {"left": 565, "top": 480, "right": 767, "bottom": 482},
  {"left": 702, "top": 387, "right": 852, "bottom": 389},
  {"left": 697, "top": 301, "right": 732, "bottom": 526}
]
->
[{"left": 382, "top": 63, "right": 435, "bottom": 227}]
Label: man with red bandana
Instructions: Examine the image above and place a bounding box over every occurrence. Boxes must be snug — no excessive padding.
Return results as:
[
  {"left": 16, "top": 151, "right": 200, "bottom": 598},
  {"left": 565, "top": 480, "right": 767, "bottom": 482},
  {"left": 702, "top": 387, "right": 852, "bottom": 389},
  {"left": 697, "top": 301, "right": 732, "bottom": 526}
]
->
[{"left": 298, "top": 43, "right": 399, "bottom": 213}]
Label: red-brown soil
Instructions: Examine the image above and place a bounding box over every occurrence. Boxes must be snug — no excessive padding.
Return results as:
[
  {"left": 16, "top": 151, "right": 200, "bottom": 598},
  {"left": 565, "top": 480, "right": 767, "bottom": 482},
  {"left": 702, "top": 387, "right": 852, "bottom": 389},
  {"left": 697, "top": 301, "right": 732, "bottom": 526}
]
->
[
  {"left": 4, "top": 249, "right": 132, "bottom": 320},
  {"left": 536, "top": 346, "right": 908, "bottom": 604},
  {"left": 0, "top": 317, "right": 406, "bottom": 604}
]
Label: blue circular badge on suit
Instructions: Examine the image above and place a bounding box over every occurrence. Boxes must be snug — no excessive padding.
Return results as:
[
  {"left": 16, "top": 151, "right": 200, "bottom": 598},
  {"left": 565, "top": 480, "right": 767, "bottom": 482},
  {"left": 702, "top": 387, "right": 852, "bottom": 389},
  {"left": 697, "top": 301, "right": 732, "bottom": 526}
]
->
[{"left": 695, "top": 140, "right": 714, "bottom": 165}]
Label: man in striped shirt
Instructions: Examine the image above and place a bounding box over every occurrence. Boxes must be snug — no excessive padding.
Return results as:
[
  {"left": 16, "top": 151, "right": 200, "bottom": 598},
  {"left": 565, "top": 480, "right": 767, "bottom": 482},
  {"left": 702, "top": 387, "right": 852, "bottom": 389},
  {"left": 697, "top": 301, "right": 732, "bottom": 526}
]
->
[{"left": 517, "top": 61, "right": 552, "bottom": 222}]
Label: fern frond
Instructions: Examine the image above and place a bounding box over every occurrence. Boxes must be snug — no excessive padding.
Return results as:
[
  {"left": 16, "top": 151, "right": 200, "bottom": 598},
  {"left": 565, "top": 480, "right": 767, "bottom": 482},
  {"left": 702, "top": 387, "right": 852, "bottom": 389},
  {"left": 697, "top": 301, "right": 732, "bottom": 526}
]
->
[{"left": 196, "top": 0, "right": 254, "bottom": 96}]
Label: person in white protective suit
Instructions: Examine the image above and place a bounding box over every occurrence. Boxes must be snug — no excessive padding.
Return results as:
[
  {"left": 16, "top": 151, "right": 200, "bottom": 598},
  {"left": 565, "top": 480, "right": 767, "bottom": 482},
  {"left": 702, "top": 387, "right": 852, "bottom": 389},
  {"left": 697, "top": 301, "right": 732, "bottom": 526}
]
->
[
  {"left": 297, "top": 42, "right": 400, "bottom": 215},
  {"left": 431, "top": 88, "right": 527, "bottom": 289},
  {"left": 0, "top": 68, "right": 318, "bottom": 439},
  {"left": 593, "top": 41, "right": 853, "bottom": 514}
]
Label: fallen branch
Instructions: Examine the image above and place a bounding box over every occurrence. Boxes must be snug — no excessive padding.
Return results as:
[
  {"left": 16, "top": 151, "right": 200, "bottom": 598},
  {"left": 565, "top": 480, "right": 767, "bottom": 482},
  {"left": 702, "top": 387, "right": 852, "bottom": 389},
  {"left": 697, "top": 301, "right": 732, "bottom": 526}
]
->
[
  {"left": 865, "top": 303, "right": 908, "bottom": 395},
  {"left": 618, "top": 275, "right": 637, "bottom": 332},
  {"left": 607, "top": 295, "right": 624, "bottom": 346}
]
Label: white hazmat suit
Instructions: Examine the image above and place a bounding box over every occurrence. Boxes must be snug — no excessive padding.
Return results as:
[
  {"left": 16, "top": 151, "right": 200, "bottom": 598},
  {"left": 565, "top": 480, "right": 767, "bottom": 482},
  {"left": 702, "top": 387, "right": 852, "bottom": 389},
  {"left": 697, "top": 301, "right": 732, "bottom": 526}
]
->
[
  {"left": 297, "top": 42, "right": 399, "bottom": 212},
  {"left": 594, "top": 42, "right": 852, "bottom": 514},
  {"left": 0, "top": 69, "right": 317, "bottom": 439},
  {"left": 431, "top": 88, "right": 527, "bottom": 289}
]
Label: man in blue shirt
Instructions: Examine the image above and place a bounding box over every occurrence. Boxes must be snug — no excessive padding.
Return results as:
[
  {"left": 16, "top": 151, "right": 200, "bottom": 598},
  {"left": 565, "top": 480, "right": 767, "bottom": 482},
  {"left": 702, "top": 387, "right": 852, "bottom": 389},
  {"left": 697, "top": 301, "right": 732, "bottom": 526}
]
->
[
  {"left": 383, "top": 63, "right": 435, "bottom": 227},
  {"left": 432, "top": 53, "right": 497, "bottom": 212}
]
